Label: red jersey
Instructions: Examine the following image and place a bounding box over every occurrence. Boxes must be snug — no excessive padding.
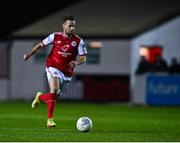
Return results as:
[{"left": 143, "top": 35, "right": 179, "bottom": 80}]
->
[{"left": 42, "top": 32, "right": 87, "bottom": 77}]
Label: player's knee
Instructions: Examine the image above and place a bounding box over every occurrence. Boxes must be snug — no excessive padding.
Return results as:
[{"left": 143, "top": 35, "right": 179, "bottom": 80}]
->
[{"left": 50, "top": 88, "right": 59, "bottom": 95}]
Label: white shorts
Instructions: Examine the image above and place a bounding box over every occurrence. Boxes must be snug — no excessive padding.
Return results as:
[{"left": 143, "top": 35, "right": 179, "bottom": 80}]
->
[{"left": 46, "top": 67, "right": 72, "bottom": 86}]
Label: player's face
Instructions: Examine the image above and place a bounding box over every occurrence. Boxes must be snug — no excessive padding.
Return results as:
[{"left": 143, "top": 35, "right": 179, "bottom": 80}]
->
[{"left": 63, "top": 20, "right": 75, "bottom": 35}]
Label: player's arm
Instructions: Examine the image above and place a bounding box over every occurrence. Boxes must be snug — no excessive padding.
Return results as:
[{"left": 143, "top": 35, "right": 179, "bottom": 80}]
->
[
  {"left": 23, "top": 42, "right": 44, "bottom": 61},
  {"left": 23, "top": 33, "right": 54, "bottom": 61},
  {"left": 69, "top": 55, "right": 87, "bottom": 68}
]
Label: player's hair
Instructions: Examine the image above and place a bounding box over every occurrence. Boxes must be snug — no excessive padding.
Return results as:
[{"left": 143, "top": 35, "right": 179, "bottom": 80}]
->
[{"left": 62, "top": 15, "right": 76, "bottom": 23}]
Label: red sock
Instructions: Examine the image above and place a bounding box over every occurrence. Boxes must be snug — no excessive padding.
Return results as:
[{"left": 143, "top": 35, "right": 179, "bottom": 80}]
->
[
  {"left": 39, "top": 93, "right": 57, "bottom": 118},
  {"left": 47, "top": 93, "right": 56, "bottom": 118}
]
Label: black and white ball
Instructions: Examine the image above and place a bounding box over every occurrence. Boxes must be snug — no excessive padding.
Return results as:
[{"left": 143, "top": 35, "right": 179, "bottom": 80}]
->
[{"left": 76, "top": 117, "right": 93, "bottom": 132}]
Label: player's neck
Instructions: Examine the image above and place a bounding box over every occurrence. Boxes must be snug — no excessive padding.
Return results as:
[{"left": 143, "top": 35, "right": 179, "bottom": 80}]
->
[{"left": 62, "top": 32, "right": 73, "bottom": 39}]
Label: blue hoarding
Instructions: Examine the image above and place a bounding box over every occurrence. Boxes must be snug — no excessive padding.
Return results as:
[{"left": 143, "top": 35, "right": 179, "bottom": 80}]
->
[{"left": 146, "top": 74, "right": 180, "bottom": 105}]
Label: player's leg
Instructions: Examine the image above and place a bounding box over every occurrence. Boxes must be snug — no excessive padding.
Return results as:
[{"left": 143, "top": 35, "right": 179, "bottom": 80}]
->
[
  {"left": 31, "top": 68, "right": 60, "bottom": 127},
  {"left": 31, "top": 67, "right": 70, "bottom": 127},
  {"left": 35, "top": 76, "right": 59, "bottom": 127},
  {"left": 45, "top": 70, "right": 71, "bottom": 127},
  {"left": 47, "top": 76, "right": 60, "bottom": 124}
]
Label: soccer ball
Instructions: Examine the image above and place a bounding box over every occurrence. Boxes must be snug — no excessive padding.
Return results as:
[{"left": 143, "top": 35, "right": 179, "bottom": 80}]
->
[{"left": 76, "top": 117, "right": 93, "bottom": 132}]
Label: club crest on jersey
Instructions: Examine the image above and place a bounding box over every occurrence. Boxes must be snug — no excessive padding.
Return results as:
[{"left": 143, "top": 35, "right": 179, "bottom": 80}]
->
[{"left": 71, "top": 41, "right": 77, "bottom": 47}]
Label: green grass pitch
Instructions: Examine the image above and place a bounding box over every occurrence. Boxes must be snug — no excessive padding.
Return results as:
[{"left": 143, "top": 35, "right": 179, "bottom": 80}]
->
[{"left": 0, "top": 101, "right": 180, "bottom": 141}]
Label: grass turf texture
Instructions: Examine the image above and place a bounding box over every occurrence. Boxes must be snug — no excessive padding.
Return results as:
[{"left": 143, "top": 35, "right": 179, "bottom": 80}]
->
[{"left": 0, "top": 101, "right": 180, "bottom": 141}]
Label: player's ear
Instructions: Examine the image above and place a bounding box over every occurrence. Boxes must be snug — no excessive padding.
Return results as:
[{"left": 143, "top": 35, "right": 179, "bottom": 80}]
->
[{"left": 62, "top": 22, "right": 66, "bottom": 29}]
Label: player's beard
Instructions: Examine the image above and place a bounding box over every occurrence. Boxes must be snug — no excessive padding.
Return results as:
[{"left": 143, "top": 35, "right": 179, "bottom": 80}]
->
[
  {"left": 67, "top": 31, "right": 74, "bottom": 37},
  {"left": 63, "top": 28, "right": 74, "bottom": 38}
]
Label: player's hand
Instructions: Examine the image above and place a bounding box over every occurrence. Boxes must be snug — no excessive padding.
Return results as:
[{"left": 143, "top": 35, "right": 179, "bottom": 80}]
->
[
  {"left": 69, "top": 61, "right": 77, "bottom": 68},
  {"left": 23, "top": 53, "right": 31, "bottom": 61}
]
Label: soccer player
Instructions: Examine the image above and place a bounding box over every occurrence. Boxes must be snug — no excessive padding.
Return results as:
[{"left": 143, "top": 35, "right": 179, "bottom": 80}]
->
[{"left": 23, "top": 15, "right": 87, "bottom": 128}]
